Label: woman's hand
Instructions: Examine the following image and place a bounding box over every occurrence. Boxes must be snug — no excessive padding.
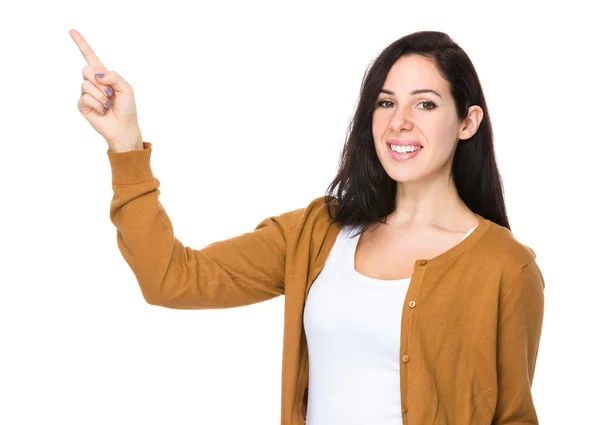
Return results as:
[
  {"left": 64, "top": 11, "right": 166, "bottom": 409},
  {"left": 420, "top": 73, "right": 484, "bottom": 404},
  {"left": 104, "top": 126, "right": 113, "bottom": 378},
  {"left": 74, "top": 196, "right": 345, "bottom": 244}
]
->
[{"left": 70, "top": 29, "right": 143, "bottom": 152}]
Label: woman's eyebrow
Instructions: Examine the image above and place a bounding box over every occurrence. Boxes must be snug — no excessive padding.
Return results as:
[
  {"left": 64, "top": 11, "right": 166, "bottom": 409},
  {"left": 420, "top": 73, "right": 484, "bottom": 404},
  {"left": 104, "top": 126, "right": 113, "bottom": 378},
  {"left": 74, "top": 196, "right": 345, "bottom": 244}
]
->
[{"left": 379, "top": 88, "right": 442, "bottom": 98}]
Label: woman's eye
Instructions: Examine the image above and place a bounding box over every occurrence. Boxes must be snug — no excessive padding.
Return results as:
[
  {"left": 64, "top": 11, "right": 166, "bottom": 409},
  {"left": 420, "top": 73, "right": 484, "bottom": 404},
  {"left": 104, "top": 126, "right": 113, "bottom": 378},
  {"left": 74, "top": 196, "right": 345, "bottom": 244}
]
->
[
  {"left": 376, "top": 100, "right": 395, "bottom": 109},
  {"left": 418, "top": 100, "right": 437, "bottom": 110}
]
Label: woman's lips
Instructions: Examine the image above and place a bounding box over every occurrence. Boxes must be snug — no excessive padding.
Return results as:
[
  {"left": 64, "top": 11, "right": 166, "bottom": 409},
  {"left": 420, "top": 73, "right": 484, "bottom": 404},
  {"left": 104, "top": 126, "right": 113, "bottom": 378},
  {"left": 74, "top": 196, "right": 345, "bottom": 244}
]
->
[{"left": 388, "top": 144, "right": 423, "bottom": 162}]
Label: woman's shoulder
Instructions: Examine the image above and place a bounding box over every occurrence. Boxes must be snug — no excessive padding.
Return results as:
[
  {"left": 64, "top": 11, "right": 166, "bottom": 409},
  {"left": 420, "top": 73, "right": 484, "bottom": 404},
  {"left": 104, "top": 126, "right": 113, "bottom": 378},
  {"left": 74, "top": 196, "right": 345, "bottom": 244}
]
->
[
  {"left": 480, "top": 218, "right": 538, "bottom": 268},
  {"left": 260, "top": 196, "right": 342, "bottom": 244}
]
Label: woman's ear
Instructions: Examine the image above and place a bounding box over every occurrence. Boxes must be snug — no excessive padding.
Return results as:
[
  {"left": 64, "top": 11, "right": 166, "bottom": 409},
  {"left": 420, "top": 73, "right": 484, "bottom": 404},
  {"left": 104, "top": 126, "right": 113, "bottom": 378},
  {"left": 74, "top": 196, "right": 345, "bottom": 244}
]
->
[{"left": 458, "top": 105, "right": 484, "bottom": 140}]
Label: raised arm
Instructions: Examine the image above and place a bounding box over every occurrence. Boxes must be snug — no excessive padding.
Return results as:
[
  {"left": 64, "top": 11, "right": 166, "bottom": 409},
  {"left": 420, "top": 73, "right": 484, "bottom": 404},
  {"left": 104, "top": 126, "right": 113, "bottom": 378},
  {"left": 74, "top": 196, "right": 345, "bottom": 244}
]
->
[
  {"left": 71, "top": 29, "right": 294, "bottom": 309},
  {"left": 107, "top": 142, "right": 296, "bottom": 309}
]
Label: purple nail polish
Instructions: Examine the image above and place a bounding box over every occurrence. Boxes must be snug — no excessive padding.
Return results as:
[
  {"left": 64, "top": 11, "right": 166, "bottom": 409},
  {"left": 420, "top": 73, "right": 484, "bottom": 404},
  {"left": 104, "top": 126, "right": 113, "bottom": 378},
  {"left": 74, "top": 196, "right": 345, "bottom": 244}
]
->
[
  {"left": 105, "top": 87, "right": 113, "bottom": 97},
  {"left": 106, "top": 100, "right": 112, "bottom": 108},
  {"left": 103, "top": 107, "right": 108, "bottom": 114}
]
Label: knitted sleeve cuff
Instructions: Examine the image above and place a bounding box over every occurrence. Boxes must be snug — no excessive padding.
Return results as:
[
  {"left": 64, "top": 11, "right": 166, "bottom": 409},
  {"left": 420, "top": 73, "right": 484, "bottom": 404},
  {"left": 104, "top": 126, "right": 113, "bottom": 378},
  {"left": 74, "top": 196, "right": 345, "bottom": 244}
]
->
[{"left": 106, "top": 141, "right": 155, "bottom": 185}]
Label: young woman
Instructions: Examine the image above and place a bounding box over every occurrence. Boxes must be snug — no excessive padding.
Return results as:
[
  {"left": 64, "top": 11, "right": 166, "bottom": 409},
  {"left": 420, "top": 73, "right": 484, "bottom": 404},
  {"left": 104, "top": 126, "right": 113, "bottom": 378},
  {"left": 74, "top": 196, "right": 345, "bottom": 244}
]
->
[{"left": 72, "top": 29, "right": 545, "bottom": 425}]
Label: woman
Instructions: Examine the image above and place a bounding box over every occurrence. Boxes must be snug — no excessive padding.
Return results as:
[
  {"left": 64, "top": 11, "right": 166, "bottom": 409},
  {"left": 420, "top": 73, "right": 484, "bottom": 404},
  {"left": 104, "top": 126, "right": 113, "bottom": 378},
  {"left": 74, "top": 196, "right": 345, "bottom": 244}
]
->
[{"left": 71, "top": 29, "right": 544, "bottom": 425}]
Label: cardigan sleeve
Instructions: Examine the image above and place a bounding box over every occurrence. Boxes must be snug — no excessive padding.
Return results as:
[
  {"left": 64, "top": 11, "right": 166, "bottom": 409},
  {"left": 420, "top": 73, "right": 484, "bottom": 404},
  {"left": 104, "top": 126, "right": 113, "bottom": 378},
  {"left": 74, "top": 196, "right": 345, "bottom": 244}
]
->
[
  {"left": 492, "top": 258, "right": 545, "bottom": 424},
  {"left": 107, "top": 141, "right": 299, "bottom": 309}
]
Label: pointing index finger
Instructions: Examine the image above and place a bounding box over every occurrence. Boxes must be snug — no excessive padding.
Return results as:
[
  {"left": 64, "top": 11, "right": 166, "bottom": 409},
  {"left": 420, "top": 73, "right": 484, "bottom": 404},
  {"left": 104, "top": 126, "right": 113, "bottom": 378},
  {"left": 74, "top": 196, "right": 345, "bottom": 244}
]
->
[{"left": 69, "top": 29, "right": 108, "bottom": 71}]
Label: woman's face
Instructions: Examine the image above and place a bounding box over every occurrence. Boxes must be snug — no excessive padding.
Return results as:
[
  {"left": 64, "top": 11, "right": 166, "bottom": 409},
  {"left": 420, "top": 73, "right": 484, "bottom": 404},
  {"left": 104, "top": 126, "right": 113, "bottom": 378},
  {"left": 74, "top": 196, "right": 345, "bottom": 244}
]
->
[{"left": 372, "top": 54, "right": 466, "bottom": 184}]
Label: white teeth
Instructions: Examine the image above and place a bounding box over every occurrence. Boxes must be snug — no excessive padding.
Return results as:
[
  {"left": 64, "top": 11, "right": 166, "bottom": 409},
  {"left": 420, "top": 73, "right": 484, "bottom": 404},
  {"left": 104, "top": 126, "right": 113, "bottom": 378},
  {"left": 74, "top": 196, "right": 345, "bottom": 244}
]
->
[{"left": 390, "top": 145, "right": 421, "bottom": 153}]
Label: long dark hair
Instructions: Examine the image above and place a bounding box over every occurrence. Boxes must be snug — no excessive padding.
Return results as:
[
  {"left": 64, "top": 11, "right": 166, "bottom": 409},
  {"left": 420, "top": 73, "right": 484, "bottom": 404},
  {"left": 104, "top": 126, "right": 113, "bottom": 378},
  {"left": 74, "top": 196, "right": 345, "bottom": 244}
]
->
[{"left": 324, "top": 30, "right": 510, "bottom": 236}]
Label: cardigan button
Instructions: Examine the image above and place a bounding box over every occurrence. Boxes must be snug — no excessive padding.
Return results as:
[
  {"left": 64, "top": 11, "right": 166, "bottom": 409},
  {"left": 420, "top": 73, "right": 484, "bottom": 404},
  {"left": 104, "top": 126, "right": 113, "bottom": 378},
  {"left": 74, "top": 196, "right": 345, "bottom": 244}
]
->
[
  {"left": 408, "top": 300, "right": 416, "bottom": 308},
  {"left": 419, "top": 260, "right": 427, "bottom": 266},
  {"left": 402, "top": 405, "right": 408, "bottom": 414},
  {"left": 402, "top": 355, "right": 410, "bottom": 363}
]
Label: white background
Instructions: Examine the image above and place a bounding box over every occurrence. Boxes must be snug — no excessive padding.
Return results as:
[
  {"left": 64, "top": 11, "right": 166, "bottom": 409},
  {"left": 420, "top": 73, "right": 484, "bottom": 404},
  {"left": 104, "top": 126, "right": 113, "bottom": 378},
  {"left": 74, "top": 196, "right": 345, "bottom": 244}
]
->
[{"left": 0, "top": 1, "right": 598, "bottom": 424}]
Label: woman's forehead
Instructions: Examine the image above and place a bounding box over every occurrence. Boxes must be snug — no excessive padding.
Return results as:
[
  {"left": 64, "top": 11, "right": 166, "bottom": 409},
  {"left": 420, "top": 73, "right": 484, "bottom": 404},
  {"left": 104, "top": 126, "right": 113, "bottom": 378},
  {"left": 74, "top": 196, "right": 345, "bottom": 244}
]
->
[{"left": 383, "top": 55, "right": 448, "bottom": 94}]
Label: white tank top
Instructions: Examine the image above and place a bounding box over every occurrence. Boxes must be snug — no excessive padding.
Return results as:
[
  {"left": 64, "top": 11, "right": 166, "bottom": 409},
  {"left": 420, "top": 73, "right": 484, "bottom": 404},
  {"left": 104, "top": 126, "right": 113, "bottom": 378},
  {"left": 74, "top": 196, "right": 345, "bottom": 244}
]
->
[{"left": 303, "top": 223, "right": 478, "bottom": 425}]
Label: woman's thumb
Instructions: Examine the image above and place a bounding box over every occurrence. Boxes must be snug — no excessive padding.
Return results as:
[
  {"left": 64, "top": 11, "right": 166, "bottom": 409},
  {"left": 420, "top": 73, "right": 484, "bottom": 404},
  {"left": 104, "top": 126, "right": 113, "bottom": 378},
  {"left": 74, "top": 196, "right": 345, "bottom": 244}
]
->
[{"left": 94, "top": 70, "right": 131, "bottom": 94}]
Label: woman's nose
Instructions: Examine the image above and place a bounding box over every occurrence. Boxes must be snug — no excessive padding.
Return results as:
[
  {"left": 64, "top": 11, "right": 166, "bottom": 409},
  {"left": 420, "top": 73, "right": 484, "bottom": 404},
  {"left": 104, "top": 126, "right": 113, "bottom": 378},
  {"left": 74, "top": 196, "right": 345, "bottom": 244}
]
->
[{"left": 389, "top": 107, "right": 414, "bottom": 132}]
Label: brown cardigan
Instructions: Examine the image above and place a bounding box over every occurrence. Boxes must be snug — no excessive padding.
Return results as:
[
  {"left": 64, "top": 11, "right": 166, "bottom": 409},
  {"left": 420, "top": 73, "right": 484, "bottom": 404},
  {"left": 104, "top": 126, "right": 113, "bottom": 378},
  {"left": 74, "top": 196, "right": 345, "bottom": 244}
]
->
[{"left": 107, "top": 141, "right": 545, "bottom": 425}]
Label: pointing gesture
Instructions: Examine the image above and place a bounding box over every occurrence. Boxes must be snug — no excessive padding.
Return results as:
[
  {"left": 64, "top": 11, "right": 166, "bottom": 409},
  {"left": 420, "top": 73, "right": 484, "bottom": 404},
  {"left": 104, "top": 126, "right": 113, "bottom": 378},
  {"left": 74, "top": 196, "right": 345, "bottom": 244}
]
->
[{"left": 70, "top": 29, "right": 143, "bottom": 152}]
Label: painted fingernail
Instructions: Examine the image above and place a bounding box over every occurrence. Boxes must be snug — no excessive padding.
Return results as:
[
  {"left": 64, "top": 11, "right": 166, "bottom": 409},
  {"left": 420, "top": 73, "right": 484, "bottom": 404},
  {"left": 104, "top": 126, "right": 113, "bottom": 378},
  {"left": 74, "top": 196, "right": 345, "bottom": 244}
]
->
[
  {"left": 95, "top": 73, "right": 105, "bottom": 79},
  {"left": 106, "top": 100, "right": 112, "bottom": 108},
  {"left": 105, "top": 87, "right": 113, "bottom": 97},
  {"left": 103, "top": 107, "right": 108, "bottom": 114}
]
